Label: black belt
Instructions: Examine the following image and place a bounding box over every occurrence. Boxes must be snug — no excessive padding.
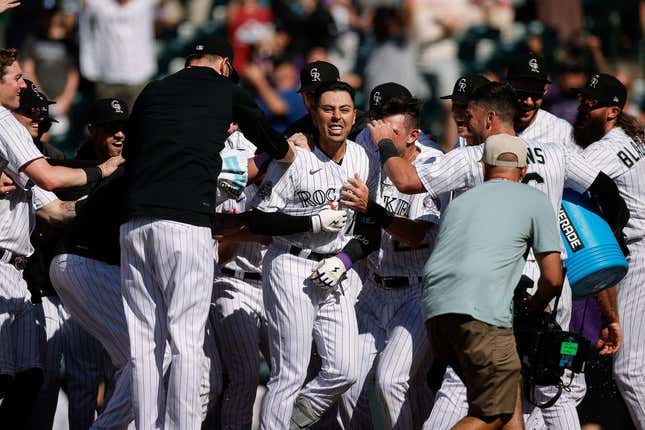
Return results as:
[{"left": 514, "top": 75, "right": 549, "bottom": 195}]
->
[
  {"left": 374, "top": 274, "right": 422, "bottom": 289},
  {"left": 1, "top": 249, "right": 29, "bottom": 271},
  {"left": 221, "top": 267, "right": 262, "bottom": 281},
  {"left": 289, "top": 246, "right": 335, "bottom": 262}
]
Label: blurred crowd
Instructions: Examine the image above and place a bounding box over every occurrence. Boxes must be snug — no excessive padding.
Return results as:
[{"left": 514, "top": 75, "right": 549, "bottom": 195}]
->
[{"left": 0, "top": 0, "right": 642, "bottom": 156}]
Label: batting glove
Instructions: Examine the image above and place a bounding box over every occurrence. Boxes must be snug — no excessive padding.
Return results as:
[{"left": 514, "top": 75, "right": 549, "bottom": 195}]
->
[
  {"left": 310, "top": 256, "right": 349, "bottom": 289},
  {"left": 311, "top": 208, "right": 348, "bottom": 233}
]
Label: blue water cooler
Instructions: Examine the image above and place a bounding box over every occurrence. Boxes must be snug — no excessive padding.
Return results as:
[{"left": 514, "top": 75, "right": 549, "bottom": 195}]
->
[{"left": 560, "top": 189, "right": 628, "bottom": 298}]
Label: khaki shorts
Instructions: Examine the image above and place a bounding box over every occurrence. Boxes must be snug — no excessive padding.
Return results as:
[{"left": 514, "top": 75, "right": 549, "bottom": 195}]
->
[{"left": 427, "top": 313, "right": 521, "bottom": 418}]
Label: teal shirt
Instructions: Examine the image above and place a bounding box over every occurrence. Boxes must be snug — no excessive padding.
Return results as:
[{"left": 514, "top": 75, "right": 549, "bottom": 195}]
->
[{"left": 421, "top": 180, "right": 560, "bottom": 328}]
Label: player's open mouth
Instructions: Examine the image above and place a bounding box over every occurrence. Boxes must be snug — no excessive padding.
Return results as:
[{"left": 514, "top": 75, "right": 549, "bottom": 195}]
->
[{"left": 328, "top": 125, "right": 344, "bottom": 134}]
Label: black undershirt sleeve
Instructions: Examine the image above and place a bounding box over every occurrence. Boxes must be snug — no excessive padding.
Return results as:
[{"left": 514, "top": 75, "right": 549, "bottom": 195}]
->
[
  {"left": 212, "top": 210, "right": 313, "bottom": 236},
  {"left": 232, "top": 86, "right": 290, "bottom": 160},
  {"left": 341, "top": 212, "right": 382, "bottom": 263},
  {"left": 586, "top": 171, "right": 630, "bottom": 255}
]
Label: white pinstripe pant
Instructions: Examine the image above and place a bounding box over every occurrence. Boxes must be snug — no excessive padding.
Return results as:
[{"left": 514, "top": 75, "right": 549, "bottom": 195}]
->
[
  {"left": 120, "top": 218, "right": 214, "bottom": 430},
  {"left": 50, "top": 253, "right": 132, "bottom": 429},
  {"left": 259, "top": 247, "right": 360, "bottom": 430},
  {"left": 614, "top": 247, "right": 645, "bottom": 429},
  {"left": 212, "top": 275, "right": 268, "bottom": 430},
  {"left": 28, "top": 296, "right": 69, "bottom": 430},
  {"left": 0, "top": 261, "right": 43, "bottom": 376},
  {"left": 339, "top": 277, "right": 431, "bottom": 429}
]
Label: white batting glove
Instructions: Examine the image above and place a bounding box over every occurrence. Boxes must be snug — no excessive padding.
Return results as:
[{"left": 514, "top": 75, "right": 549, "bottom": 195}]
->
[
  {"left": 310, "top": 256, "right": 348, "bottom": 289},
  {"left": 311, "top": 208, "right": 348, "bottom": 233}
]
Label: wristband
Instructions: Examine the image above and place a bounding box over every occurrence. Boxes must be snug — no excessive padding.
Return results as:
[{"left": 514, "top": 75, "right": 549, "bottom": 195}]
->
[
  {"left": 82, "top": 166, "right": 102, "bottom": 184},
  {"left": 366, "top": 202, "right": 394, "bottom": 228},
  {"left": 377, "top": 139, "right": 399, "bottom": 164},
  {"left": 336, "top": 252, "right": 353, "bottom": 270}
]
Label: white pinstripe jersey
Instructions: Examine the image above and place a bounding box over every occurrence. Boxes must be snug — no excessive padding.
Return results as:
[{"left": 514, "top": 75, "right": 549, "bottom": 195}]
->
[
  {"left": 415, "top": 136, "right": 599, "bottom": 256},
  {"left": 32, "top": 186, "right": 58, "bottom": 210},
  {"left": 580, "top": 127, "right": 645, "bottom": 245},
  {"left": 253, "top": 141, "right": 380, "bottom": 254},
  {"left": 216, "top": 131, "right": 265, "bottom": 274},
  {"left": 370, "top": 145, "right": 445, "bottom": 277},
  {"left": 0, "top": 106, "right": 45, "bottom": 256},
  {"left": 519, "top": 109, "right": 577, "bottom": 152}
]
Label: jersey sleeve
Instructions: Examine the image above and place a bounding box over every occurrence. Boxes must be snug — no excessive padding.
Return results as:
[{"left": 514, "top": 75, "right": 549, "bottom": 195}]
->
[
  {"left": 32, "top": 186, "right": 58, "bottom": 210},
  {"left": 0, "top": 121, "right": 44, "bottom": 189},
  {"left": 251, "top": 153, "right": 301, "bottom": 212},
  {"left": 409, "top": 192, "right": 441, "bottom": 224},
  {"left": 530, "top": 192, "right": 561, "bottom": 254},
  {"left": 365, "top": 150, "right": 381, "bottom": 200},
  {"left": 415, "top": 147, "right": 480, "bottom": 198},
  {"left": 563, "top": 145, "right": 600, "bottom": 193}
]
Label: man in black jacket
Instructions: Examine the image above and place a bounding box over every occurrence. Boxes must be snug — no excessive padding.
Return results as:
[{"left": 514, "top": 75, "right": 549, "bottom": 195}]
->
[{"left": 119, "top": 35, "right": 294, "bottom": 429}]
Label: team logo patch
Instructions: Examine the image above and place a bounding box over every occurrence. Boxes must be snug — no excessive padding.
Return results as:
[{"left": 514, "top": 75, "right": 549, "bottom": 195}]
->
[
  {"left": 372, "top": 91, "right": 382, "bottom": 106},
  {"left": 257, "top": 180, "right": 274, "bottom": 200},
  {"left": 528, "top": 58, "right": 540, "bottom": 73},
  {"left": 457, "top": 78, "right": 467, "bottom": 93},
  {"left": 612, "top": 96, "right": 619, "bottom": 103},
  {"left": 111, "top": 99, "right": 124, "bottom": 114},
  {"left": 310, "top": 68, "right": 321, "bottom": 82},
  {"left": 195, "top": 44, "right": 204, "bottom": 51},
  {"left": 590, "top": 74, "right": 599, "bottom": 88},
  {"left": 423, "top": 195, "right": 441, "bottom": 211}
]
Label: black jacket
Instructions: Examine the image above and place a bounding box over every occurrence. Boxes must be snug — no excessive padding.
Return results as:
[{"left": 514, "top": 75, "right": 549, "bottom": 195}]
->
[{"left": 122, "top": 66, "right": 289, "bottom": 227}]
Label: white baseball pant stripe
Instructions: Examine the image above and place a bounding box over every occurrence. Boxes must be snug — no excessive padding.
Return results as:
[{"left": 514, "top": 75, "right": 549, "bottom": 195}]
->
[
  {"left": 614, "top": 248, "right": 645, "bottom": 429},
  {"left": 27, "top": 296, "right": 69, "bottom": 430},
  {"left": 0, "top": 261, "right": 42, "bottom": 376},
  {"left": 339, "top": 278, "right": 430, "bottom": 429},
  {"left": 121, "top": 218, "right": 214, "bottom": 430},
  {"left": 212, "top": 276, "right": 267, "bottom": 430},
  {"left": 50, "top": 253, "right": 133, "bottom": 429},
  {"left": 260, "top": 248, "right": 360, "bottom": 429}
]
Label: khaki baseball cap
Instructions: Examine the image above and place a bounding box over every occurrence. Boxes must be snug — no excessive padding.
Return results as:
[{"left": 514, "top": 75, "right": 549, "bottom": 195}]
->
[{"left": 482, "top": 134, "right": 527, "bottom": 168}]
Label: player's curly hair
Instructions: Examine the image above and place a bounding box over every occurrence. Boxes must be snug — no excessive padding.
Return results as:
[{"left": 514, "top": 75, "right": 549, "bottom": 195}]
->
[
  {"left": 373, "top": 96, "right": 422, "bottom": 128},
  {"left": 617, "top": 111, "right": 644, "bottom": 146},
  {"left": 0, "top": 48, "right": 18, "bottom": 80},
  {"left": 469, "top": 82, "right": 517, "bottom": 124}
]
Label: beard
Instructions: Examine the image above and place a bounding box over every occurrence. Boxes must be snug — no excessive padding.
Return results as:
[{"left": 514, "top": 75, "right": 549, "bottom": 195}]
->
[{"left": 573, "top": 111, "right": 606, "bottom": 149}]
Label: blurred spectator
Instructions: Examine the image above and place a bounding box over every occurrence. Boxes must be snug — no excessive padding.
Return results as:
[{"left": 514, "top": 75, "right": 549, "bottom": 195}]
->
[
  {"left": 227, "top": 0, "right": 273, "bottom": 72},
  {"left": 327, "top": 0, "right": 360, "bottom": 81},
  {"left": 243, "top": 56, "right": 307, "bottom": 134},
  {"left": 535, "top": 0, "right": 583, "bottom": 40},
  {"left": 78, "top": 0, "right": 159, "bottom": 107},
  {"left": 542, "top": 61, "right": 587, "bottom": 124},
  {"left": 305, "top": 45, "right": 361, "bottom": 89},
  {"left": 363, "top": 6, "right": 429, "bottom": 100},
  {"left": 271, "top": 0, "right": 337, "bottom": 57},
  {"left": 21, "top": 10, "right": 79, "bottom": 138}
]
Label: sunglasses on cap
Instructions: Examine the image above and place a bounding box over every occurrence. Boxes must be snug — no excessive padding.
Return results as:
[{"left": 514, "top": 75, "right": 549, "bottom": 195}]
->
[
  {"left": 99, "top": 121, "right": 127, "bottom": 134},
  {"left": 577, "top": 95, "right": 602, "bottom": 110}
]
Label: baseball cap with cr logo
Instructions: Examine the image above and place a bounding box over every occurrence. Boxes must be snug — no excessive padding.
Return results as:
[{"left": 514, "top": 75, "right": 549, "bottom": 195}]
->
[{"left": 298, "top": 61, "right": 340, "bottom": 93}]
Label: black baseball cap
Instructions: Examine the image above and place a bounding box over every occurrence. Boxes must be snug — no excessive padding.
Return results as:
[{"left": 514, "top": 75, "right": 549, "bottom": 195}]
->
[
  {"left": 369, "top": 82, "right": 412, "bottom": 113},
  {"left": 440, "top": 75, "right": 490, "bottom": 101},
  {"left": 507, "top": 52, "right": 551, "bottom": 84},
  {"left": 187, "top": 36, "right": 239, "bottom": 83},
  {"left": 298, "top": 61, "right": 340, "bottom": 93},
  {"left": 88, "top": 98, "right": 129, "bottom": 126},
  {"left": 576, "top": 73, "right": 627, "bottom": 109},
  {"left": 18, "top": 79, "right": 58, "bottom": 122}
]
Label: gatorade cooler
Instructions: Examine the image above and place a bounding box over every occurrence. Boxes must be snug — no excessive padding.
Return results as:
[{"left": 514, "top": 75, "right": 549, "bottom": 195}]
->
[{"left": 560, "top": 189, "right": 628, "bottom": 298}]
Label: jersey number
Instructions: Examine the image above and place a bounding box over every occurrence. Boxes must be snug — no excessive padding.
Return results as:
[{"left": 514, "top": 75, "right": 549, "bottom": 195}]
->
[{"left": 522, "top": 173, "right": 544, "bottom": 185}]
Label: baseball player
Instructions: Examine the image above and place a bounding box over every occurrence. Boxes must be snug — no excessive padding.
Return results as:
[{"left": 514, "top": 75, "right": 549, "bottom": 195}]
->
[
  {"left": 573, "top": 74, "right": 645, "bottom": 429},
  {"left": 0, "top": 48, "right": 121, "bottom": 428},
  {"left": 370, "top": 82, "right": 626, "bottom": 430},
  {"left": 439, "top": 74, "right": 491, "bottom": 148},
  {"left": 251, "top": 80, "right": 379, "bottom": 429},
  {"left": 210, "top": 130, "right": 271, "bottom": 430},
  {"left": 335, "top": 92, "right": 445, "bottom": 429},
  {"left": 508, "top": 52, "right": 578, "bottom": 154},
  {"left": 119, "top": 36, "right": 294, "bottom": 429},
  {"left": 285, "top": 61, "right": 369, "bottom": 143}
]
